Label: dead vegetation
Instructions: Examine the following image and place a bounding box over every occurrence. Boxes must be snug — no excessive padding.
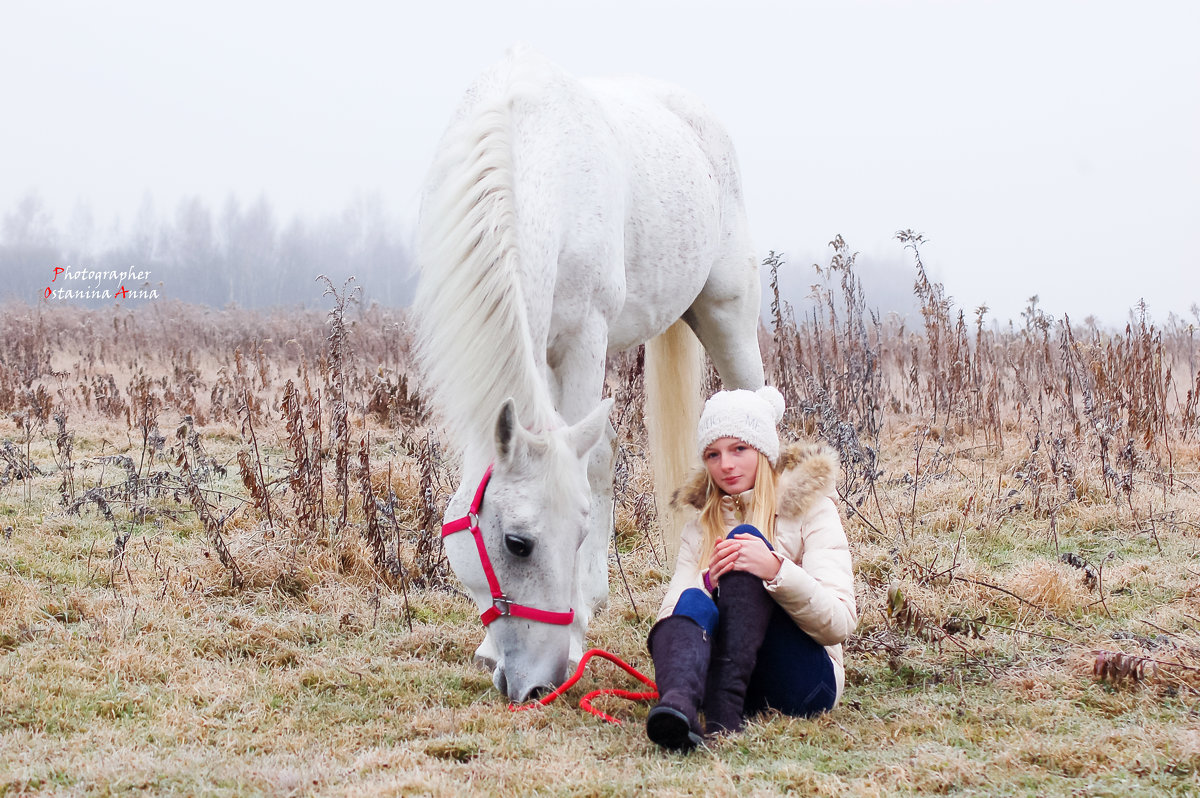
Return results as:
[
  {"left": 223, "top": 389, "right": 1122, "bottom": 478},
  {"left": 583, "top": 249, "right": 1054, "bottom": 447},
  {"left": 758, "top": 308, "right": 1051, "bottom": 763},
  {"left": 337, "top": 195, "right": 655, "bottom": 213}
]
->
[{"left": 2, "top": 245, "right": 1200, "bottom": 796}]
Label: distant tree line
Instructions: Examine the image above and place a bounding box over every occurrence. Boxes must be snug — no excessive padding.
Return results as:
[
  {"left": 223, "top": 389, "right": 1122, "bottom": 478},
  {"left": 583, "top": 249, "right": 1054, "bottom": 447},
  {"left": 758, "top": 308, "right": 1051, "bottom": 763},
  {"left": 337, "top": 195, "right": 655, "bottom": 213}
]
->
[{"left": 1, "top": 192, "right": 414, "bottom": 308}]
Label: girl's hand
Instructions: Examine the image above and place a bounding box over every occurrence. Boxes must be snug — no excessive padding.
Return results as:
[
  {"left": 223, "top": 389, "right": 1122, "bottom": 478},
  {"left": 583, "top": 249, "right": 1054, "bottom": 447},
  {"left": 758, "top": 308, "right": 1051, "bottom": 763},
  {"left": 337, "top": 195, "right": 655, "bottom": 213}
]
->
[{"left": 707, "top": 533, "right": 781, "bottom": 585}]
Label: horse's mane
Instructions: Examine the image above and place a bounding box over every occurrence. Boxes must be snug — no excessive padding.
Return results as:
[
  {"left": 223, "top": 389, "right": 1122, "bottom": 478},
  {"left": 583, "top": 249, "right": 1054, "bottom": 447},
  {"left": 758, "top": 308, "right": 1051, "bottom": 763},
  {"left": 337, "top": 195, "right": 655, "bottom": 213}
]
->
[{"left": 413, "top": 50, "right": 557, "bottom": 455}]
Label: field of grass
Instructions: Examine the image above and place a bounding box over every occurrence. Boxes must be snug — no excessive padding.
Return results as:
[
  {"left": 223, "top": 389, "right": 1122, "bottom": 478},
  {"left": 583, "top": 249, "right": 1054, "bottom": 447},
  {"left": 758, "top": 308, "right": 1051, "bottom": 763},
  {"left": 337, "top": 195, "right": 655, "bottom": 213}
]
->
[{"left": 3, "top": 259, "right": 1200, "bottom": 796}]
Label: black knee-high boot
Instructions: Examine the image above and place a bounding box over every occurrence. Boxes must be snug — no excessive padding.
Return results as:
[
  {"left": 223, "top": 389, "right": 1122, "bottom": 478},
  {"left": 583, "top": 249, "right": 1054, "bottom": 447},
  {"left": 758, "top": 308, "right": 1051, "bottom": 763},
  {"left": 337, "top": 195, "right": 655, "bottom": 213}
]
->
[
  {"left": 703, "top": 571, "right": 775, "bottom": 734},
  {"left": 645, "top": 615, "right": 710, "bottom": 751}
]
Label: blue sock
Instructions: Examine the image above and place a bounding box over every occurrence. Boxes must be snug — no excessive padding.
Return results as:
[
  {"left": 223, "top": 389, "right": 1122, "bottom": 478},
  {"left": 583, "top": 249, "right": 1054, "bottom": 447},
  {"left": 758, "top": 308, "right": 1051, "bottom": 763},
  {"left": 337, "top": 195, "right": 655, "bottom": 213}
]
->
[{"left": 672, "top": 588, "right": 718, "bottom": 637}]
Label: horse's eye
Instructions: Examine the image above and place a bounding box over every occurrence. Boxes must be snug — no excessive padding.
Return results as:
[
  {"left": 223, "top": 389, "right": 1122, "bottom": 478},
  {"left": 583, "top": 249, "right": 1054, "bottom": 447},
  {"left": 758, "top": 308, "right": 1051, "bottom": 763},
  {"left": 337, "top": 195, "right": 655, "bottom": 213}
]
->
[{"left": 504, "top": 534, "right": 534, "bottom": 558}]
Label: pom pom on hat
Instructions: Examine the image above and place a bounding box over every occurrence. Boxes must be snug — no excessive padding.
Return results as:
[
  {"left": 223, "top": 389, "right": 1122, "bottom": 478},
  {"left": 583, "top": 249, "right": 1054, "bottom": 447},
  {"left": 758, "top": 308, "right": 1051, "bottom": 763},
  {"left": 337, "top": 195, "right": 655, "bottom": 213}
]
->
[{"left": 696, "top": 385, "right": 786, "bottom": 465}]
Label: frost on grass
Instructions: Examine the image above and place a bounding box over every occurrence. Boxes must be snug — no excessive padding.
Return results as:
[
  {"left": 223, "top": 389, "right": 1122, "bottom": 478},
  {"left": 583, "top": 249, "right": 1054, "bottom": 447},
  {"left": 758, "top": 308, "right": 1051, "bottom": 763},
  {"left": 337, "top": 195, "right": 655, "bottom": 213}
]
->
[{"left": 2, "top": 261, "right": 1200, "bottom": 794}]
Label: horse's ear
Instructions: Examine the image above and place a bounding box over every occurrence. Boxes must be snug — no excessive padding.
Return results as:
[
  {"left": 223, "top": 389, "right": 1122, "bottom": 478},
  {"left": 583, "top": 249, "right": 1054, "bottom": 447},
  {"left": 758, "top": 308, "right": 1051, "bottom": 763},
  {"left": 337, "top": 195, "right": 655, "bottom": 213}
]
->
[
  {"left": 494, "top": 398, "right": 522, "bottom": 465},
  {"left": 567, "top": 398, "right": 614, "bottom": 459}
]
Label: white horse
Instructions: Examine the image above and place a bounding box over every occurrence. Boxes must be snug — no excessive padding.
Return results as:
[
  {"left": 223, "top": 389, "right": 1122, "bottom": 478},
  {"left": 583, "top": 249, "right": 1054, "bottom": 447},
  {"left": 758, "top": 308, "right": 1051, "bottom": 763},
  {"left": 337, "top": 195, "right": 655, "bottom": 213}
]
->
[{"left": 413, "top": 47, "right": 764, "bottom": 702}]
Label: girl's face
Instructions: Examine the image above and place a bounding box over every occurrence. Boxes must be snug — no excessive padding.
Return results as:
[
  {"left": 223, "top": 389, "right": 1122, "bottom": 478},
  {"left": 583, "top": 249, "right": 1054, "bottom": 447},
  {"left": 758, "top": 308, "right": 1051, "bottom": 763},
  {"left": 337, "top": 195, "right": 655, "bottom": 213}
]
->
[{"left": 703, "top": 437, "right": 759, "bottom": 495}]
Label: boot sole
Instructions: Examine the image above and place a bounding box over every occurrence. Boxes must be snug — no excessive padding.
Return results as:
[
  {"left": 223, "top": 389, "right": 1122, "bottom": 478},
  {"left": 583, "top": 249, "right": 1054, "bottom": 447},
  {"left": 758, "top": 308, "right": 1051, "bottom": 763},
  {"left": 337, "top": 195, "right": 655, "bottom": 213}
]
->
[{"left": 646, "top": 706, "right": 702, "bottom": 752}]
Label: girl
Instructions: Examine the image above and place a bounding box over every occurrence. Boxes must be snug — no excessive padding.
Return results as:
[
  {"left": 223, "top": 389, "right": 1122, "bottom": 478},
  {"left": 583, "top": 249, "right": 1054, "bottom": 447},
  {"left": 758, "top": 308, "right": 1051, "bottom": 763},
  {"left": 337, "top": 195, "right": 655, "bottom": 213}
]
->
[{"left": 646, "top": 386, "right": 857, "bottom": 751}]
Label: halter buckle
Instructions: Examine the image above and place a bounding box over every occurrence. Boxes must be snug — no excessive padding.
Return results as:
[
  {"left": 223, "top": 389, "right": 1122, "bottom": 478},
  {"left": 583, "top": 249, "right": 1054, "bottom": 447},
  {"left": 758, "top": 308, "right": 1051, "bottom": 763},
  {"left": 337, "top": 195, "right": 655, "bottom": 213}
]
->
[{"left": 493, "top": 596, "right": 514, "bottom": 617}]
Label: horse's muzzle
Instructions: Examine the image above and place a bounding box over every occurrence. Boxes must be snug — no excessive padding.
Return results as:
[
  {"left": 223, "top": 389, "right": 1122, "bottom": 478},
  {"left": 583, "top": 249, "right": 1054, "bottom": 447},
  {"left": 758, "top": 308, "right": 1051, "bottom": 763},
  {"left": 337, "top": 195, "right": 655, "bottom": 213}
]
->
[{"left": 492, "top": 658, "right": 571, "bottom": 703}]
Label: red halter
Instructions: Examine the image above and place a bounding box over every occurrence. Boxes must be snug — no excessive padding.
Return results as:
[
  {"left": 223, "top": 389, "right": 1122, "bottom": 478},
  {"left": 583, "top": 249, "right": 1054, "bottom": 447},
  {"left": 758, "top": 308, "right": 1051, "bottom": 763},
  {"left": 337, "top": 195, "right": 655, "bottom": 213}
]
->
[{"left": 441, "top": 464, "right": 576, "bottom": 627}]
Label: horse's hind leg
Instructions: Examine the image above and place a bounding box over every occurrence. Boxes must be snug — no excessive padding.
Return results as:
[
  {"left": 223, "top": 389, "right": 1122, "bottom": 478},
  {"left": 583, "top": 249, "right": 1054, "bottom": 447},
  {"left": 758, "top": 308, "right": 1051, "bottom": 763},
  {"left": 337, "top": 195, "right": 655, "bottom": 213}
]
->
[{"left": 685, "top": 253, "right": 766, "bottom": 390}]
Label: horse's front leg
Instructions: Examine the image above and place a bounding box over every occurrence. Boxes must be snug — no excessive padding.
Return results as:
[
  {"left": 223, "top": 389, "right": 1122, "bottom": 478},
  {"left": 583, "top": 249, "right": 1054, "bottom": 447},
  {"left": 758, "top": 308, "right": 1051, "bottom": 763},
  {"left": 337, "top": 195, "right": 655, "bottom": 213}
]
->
[
  {"left": 560, "top": 412, "right": 614, "bottom": 665},
  {"left": 582, "top": 419, "right": 616, "bottom": 612},
  {"left": 549, "top": 321, "right": 616, "bottom": 662}
]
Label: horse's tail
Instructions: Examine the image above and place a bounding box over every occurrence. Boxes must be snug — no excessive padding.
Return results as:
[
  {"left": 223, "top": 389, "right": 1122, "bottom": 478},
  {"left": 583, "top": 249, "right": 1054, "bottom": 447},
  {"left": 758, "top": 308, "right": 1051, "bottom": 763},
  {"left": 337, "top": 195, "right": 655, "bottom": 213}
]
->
[{"left": 645, "top": 319, "right": 704, "bottom": 564}]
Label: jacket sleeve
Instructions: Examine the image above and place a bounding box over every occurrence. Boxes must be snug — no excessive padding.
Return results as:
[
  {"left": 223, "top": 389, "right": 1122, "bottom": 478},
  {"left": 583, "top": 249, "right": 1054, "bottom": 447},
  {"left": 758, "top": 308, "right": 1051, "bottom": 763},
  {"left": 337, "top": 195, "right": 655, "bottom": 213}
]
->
[
  {"left": 656, "top": 520, "right": 709, "bottom": 621},
  {"left": 764, "top": 496, "right": 857, "bottom": 645}
]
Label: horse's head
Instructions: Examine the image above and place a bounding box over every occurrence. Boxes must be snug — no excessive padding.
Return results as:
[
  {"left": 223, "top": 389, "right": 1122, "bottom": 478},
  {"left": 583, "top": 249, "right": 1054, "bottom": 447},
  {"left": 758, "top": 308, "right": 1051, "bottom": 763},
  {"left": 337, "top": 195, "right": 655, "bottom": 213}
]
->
[{"left": 442, "top": 397, "right": 612, "bottom": 702}]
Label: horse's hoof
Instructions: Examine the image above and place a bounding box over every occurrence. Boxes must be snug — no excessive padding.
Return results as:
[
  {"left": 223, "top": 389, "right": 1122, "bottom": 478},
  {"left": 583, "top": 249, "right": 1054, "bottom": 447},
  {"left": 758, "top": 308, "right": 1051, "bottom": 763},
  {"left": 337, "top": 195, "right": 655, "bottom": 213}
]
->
[{"left": 646, "top": 706, "right": 702, "bottom": 752}]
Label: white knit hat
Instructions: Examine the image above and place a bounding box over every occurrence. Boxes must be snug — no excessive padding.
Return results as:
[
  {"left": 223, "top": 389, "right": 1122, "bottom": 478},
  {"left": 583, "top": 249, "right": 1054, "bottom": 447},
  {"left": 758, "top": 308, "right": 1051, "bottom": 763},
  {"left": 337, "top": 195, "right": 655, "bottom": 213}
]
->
[{"left": 696, "top": 386, "right": 786, "bottom": 465}]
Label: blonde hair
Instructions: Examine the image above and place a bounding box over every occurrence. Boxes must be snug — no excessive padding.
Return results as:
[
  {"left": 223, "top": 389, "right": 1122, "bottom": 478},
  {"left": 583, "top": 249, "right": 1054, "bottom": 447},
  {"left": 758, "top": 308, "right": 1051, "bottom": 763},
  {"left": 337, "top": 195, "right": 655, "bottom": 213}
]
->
[{"left": 696, "top": 450, "right": 778, "bottom": 567}]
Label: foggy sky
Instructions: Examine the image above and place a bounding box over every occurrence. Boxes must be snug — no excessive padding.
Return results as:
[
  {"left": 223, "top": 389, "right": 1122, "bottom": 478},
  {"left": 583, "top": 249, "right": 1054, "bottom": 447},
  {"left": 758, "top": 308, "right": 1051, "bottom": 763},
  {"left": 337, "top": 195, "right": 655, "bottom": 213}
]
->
[{"left": 2, "top": 0, "right": 1198, "bottom": 325}]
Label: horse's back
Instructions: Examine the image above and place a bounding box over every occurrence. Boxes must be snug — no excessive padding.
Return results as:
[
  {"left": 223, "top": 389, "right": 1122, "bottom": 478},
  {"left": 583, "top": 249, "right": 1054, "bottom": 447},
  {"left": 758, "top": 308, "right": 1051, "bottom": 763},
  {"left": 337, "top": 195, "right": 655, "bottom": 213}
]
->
[
  {"left": 588, "top": 75, "right": 747, "bottom": 212},
  {"left": 571, "top": 74, "right": 753, "bottom": 350},
  {"left": 417, "top": 48, "right": 759, "bottom": 415}
]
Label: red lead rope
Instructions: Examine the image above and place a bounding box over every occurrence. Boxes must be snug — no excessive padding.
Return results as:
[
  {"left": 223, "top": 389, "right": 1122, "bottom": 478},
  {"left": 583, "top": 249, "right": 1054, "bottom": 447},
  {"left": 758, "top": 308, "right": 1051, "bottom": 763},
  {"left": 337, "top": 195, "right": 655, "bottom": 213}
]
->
[{"left": 509, "top": 648, "right": 659, "bottom": 725}]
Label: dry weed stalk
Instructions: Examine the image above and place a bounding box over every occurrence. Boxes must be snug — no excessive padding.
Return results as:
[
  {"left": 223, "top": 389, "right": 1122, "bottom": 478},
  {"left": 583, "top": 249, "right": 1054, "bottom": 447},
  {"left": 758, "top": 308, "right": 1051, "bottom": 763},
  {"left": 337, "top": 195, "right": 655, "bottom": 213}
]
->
[
  {"left": 898, "top": 230, "right": 954, "bottom": 425},
  {"left": 1091, "top": 646, "right": 1200, "bottom": 695},
  {"left": 608, "top": 345, "right": 661, "bottom": 569},
  {"left": 164, "top": 415, "right": 241, "bottom": 589},
  {"left": 179, "top": 450, "right": 244, "bottom": 589},
  {"left": 1059, "top": 552, "right": 1099, "bottom": 590},
  {"left": 165, "top": 350, "right": 206, "bottom": 424},
  {"left": 282, "top": 378, "right": 323, "bottom": 539},
  {"left": 127, "top": 371, "right": 165, "bottom": 478},
  {"left": 886, "top": 580, "right": 943, "bottom": 642},
  {"left": 411, "top": 430, "right": 450, "bottom": 587},
  {"left": 372, "top": 464, "right": 415, "bottom": 630},
  {"left": 609, "top": 345, "right": 647, "bottom": 440},
  {"left": 357, "top": 434, "right": 387, "bottom": 572},
  {"left": 237, "top": 449, "right": 275, "bottom": 532},
  {"left": 0, "top": 439, "right": 42, "bottom": 488},
  {"left": 331, "top": 393, "right": 351, "bottom": 534},
  {"left": 366, "top": 366, "right": 426, "bottom": 428},
  {"left": 51, "top": 411, "right": 76, "bottom": 505},
  {"left": 1182, "top": 370, "right": 1200, "bottom": 441},
  {"left": 765, "top": 242, "right": 883, "bottom": 504},
  {"left": 1092, "top": 650, "right": 1159, "bottom": 686},
  {"left": 320, "top": 275, "right": 359, "bottom": 535},
  {"left": 237, "top": 388, "right": 276, "bottom": 533}
]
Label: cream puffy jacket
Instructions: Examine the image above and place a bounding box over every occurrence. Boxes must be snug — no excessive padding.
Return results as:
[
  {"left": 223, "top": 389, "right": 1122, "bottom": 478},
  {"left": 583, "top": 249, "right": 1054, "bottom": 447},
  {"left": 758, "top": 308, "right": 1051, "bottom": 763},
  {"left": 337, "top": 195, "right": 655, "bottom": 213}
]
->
[{"left": 657, "top": 442, "right": 858, "bottom": 702}]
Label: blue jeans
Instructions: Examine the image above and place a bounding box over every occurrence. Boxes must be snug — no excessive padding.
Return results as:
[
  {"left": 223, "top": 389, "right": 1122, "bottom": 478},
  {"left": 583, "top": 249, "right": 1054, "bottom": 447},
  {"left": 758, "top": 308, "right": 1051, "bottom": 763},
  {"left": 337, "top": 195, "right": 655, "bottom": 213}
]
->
[{"left": 671, "top": 525, "right": 838, "bottom": 717}]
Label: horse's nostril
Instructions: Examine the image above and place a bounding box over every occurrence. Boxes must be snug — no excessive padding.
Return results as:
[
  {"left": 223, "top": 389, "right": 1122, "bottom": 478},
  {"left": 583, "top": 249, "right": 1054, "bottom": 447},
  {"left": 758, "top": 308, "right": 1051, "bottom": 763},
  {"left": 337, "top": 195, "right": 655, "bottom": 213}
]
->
[{"left": 522, "top": 683, "right": 553, "bottom": 702}]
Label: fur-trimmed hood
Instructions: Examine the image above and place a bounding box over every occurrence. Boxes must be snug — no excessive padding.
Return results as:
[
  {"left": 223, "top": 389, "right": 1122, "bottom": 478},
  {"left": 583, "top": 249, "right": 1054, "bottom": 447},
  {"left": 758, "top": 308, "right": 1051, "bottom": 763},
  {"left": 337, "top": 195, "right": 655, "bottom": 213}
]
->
[{"left": 671, "top": 441, "right": 840, "bottom": 520}]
